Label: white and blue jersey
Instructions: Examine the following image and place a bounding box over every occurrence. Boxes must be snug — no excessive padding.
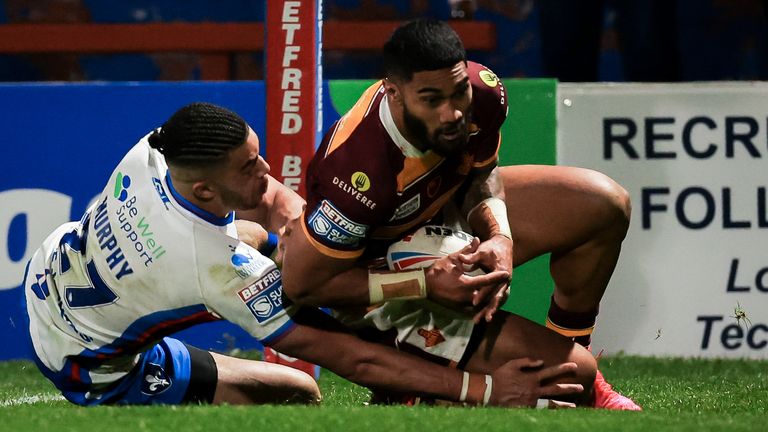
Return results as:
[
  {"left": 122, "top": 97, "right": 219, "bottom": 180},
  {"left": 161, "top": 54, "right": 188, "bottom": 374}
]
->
[{"left": 23, "top": 133, "right": 295, "bottom": 405}]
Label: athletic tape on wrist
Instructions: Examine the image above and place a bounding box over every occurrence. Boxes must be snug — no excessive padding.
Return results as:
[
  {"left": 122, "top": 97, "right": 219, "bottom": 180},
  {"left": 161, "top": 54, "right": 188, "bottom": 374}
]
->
[
  {"left": 536, "top": 398, "right": 550, "bottom": 409},
  {"left": 469, "top": 197, "right": 512, "bottom": 239},
  {"left": 463, "top": 373, "right": 489, "bottom": 405},
  {"left": 459, "top": 371, "right": 470, "bottom": 402},
  {"left": 482, "top": 374, "right": 493, "bottom": 406},
  {"left": 368, "top": 269, "right": 427, "bottom": 304}
]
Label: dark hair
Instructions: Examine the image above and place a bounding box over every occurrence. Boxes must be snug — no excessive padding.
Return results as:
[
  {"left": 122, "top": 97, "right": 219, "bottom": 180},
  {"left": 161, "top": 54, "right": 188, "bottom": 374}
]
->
[
  {"left": 383, "top": 19, "right": 466, "bottom": 81},
  {"left": 148, "top": 102, "right": 248, "bottom": 168}
]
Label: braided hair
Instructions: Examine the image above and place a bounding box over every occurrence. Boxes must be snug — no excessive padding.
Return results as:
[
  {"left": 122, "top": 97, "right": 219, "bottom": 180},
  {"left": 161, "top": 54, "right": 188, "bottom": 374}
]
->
[
  {"left": 148, "top": 102, "right": 248, "bottom": 168},
  {"left": 383, "top": 19, "right": 466, "bottom": 82}
]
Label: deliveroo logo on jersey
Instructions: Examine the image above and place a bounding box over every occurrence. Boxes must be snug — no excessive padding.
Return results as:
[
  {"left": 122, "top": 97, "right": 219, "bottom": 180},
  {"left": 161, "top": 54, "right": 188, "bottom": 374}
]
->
[
  {"left": 113, "top": 172, "right": 132, "bottom": 202},
  {"left": 141, "top": 363, "right": 172, "bottom": 395}
]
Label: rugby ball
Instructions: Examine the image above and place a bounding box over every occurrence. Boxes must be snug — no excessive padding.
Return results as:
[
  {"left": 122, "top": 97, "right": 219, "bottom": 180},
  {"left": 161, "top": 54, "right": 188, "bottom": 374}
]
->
[{"left": 387, "top": 225, "right": 478, "bottom": 272}]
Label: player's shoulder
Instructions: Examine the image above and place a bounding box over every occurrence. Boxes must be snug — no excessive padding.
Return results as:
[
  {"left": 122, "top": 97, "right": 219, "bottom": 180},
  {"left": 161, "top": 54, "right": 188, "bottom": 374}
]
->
[
  {"left": 311, "top": 82, "right": 399, "bottom": 190},
  {"left": 467, "top": 61, "right": 508, "bottom": 121},
  {"left": 194, "top": 223, "right": 275, "bottom": 287},
  {"left": 321, "top": 81, "right": 387, "bottom": 155}
]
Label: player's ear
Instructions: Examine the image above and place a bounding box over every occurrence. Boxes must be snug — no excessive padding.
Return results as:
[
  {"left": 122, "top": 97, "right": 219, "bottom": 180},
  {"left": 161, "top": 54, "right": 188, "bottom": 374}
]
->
[
  {"left": 191, "top": 180, "right": 216, "bottom": 202},
  {"left": 384, "top": 78, "right": 403, "bottom": 104}
]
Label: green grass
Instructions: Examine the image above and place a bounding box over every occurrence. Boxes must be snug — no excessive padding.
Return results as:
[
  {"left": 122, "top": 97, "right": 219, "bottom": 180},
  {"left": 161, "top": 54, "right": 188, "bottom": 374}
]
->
[{"left": 1, "top": 355, "right": 766, "bottom": 432}]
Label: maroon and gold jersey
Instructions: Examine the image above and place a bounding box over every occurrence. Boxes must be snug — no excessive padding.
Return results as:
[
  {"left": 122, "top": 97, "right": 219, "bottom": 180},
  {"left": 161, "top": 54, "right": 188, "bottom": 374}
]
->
[{"left": 303, "top": 61, "right": 508, "bottom": 260}]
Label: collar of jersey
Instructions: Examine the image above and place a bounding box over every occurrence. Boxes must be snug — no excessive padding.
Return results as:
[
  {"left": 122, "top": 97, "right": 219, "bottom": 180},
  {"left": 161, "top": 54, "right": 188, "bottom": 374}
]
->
[
  {"left": 164, "top": 171, "right": 234, "bottom": 227},
  {"left": 380, "top": 96, "right": 427, "bottom": 159}
]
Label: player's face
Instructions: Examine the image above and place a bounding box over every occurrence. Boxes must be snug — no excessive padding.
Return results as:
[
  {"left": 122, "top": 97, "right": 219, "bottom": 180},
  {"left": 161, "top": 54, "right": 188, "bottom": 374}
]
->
[
  {"left": 217, "top": 128, "right": 271, "bottom": 211},
  {"left": 398, "top": 62, "right": 472, "bottom": 156}
]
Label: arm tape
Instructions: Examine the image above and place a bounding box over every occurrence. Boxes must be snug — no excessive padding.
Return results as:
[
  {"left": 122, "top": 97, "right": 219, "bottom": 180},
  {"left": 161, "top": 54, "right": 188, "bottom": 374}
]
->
[
  {"left": 368, "top": 269, "right": 427, "bottom": 304},
  {"left": 483, "top": 374, "right": 493, "bottom": 406},
  {"left": 468, "top": 197, "right": 512, "bottom": 239},
  {"left": 460, "top": 372, "right": 493, "bottom": 405}
]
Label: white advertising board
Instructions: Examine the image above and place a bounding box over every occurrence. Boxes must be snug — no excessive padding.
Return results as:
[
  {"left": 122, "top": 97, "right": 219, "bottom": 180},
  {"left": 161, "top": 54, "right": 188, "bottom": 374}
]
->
[{"left": 558, "top": 83, "right": 767, "bottom": 358}]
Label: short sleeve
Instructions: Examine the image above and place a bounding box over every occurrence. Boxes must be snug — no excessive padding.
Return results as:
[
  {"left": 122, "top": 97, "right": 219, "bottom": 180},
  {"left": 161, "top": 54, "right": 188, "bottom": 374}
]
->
[{"left": 199, "top": 239, "right": 296, "bottom": 345}]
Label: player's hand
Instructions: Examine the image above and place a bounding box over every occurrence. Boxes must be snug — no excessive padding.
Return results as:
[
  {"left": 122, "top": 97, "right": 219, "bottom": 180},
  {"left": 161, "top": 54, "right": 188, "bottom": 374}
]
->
[
  {"left": 488, "top": 358, "right": 584, "bottom": 408},
  {"left": 425, "top": 238, "right": 510, "bottom": 310},
  {"left": 273, "top": 225, "right": 288, "bottom": 267},
  {"left": 235, "top": 219, "right": 269, "bottom": 250},
  {"left": 458, "top": 234, "right": 513, "bottom": 323}
]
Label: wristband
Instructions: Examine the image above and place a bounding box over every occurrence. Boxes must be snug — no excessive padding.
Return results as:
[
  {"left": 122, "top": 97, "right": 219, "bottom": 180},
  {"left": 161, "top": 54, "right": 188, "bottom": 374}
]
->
[
  {"left": 460, "top": 372, "right": 491, "bottom": 405},
  {"left": 536, "top": 398, "right": 551, "bottom": 409},
  {"left": 259, "top": 232, "right": 279, "bottom": 256},
  {"left": 468, "top": 197, "right": 512, "bottom": 239},
  {"left": 368, "top": 269, "right": 427, "bottom": 304},
  {"left": 482, "top": 374, "right": 493, "bottom": 406},
  {"left": 459, "top": 371, "right": 470, "bottom": 402}
]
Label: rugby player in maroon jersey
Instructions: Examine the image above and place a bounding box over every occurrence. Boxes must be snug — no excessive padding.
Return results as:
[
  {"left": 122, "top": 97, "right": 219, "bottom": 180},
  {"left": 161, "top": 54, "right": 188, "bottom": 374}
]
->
[{"left": 281, "top": 19, "right": 640, "bottom": 410}]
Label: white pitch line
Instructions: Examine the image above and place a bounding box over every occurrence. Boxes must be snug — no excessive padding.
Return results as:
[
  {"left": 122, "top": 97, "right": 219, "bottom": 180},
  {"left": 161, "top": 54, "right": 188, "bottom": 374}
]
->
[{"left": 0, "top": 393, "right": 65, "bottom": 407}]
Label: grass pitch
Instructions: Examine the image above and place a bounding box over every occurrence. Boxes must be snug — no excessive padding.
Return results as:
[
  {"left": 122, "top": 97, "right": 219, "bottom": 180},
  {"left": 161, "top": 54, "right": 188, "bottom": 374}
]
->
[{"left": 1, "top": 355, "right": 766, "bottom": 432}]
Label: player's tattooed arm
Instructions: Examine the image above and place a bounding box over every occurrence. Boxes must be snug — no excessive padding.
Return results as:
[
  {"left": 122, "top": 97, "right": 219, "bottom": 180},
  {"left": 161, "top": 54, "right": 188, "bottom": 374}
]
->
[
  {"left": 459, "top": 164, "right": 514, "bottom": 323},
  {"left": 461, "top": 164, "right": 507, "bottom": 239}
]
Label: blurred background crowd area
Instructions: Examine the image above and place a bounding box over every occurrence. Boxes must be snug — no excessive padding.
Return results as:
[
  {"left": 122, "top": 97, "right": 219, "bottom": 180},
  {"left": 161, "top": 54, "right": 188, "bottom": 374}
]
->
[{"left": 1, "top": 0, "right": 767, "bottom": 82}]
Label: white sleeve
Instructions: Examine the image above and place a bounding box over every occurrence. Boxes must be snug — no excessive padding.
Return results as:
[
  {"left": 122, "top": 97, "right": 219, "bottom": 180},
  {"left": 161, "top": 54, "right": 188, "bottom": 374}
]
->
[{"left": 198, "top": 238, "right": 297, "bottom": 344}]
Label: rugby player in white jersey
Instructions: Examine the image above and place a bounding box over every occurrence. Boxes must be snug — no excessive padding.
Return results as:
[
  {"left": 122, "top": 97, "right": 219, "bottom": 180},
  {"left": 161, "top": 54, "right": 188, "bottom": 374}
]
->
[{"left": 22, "top": 102, "right": 585, "bottom": 407}]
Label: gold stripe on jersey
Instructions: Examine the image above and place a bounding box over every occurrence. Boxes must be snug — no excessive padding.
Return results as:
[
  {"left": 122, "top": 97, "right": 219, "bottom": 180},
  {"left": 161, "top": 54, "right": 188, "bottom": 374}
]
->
[
  {"left": 300, "top": 215, "right": 365, "bottom": 259},
  {"left": 371, "top": 184, "right": 462, "bottom": 240},
  {"left": 396, "top": 152, "right": 444, "bottom": 193},
  {"left": 472, "top": 134, "right": 501, "bottom": 168},
  {"left": 325, "top": 81, "right": 384, "bottom": 157}
]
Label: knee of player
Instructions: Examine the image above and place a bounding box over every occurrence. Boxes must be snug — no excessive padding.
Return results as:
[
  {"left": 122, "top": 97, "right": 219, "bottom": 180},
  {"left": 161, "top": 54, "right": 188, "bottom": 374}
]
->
[
  {"left": 284, "top": 368, "right": 322, "bottom": 404},
  {"left": 570, "top": 344, "right": 598, "bottom": 392},
  {"left": 585, "top": 170, "right": 632, "bottom": 234}
]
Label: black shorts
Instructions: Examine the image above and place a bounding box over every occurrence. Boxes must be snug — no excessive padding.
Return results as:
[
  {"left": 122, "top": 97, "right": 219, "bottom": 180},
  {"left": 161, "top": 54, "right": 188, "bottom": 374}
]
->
[{"left": 182, "top": 344, "right": 219, "bottom": 404}]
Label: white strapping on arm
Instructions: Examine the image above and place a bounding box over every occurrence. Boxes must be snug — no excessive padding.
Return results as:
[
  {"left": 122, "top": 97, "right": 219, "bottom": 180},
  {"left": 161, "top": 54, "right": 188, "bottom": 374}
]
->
[
  {"left": 468, "top": 197, "right": 512, "bottom": 239},
  {"left": 482, "top": 374, "right": 493, "bottom": 406},
  {"left": 459, "top": 371, "right": 470, "bottom": 402}
]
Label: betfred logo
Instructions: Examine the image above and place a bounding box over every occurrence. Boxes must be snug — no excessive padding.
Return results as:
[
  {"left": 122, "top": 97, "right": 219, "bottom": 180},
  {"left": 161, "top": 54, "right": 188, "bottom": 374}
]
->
[
  {"left": 317, "top": 201, "right": 367, "bottom": 235},
  {"left": 238, "top": 268, "right": 285, "bottom": 324},
  {"left": 238, "top": 268, "right": 281, "bottom": 301},
  {"left": 307, "top": 200, "right": 369, "bottom": 248}
]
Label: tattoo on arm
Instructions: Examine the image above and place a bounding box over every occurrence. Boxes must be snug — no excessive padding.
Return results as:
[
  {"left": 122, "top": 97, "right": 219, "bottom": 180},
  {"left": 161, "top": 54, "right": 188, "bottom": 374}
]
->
[{"left": 461, "top": 165, "right": 504, "bottom": 217}]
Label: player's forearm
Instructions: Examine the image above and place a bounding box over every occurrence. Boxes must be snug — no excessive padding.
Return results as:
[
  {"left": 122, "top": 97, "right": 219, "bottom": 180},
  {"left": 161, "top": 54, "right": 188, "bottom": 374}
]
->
[
  {"left": 273, "top": 309, "right": 465, "bottom": 402},
  {"left": 281, "top": 218, "right": 380, "bottom": 307},
  {"left": 464, "top": 167, "right": 511, "bottom": 241},
  {"left": 283, "top": 266, "right": 373, "bottom": 307},
  {"left": 283, "top": 258, "right": 430, "bottom": 308},
  {"left": 342, "top": 343, "right": 463, "bottom": 400}
]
